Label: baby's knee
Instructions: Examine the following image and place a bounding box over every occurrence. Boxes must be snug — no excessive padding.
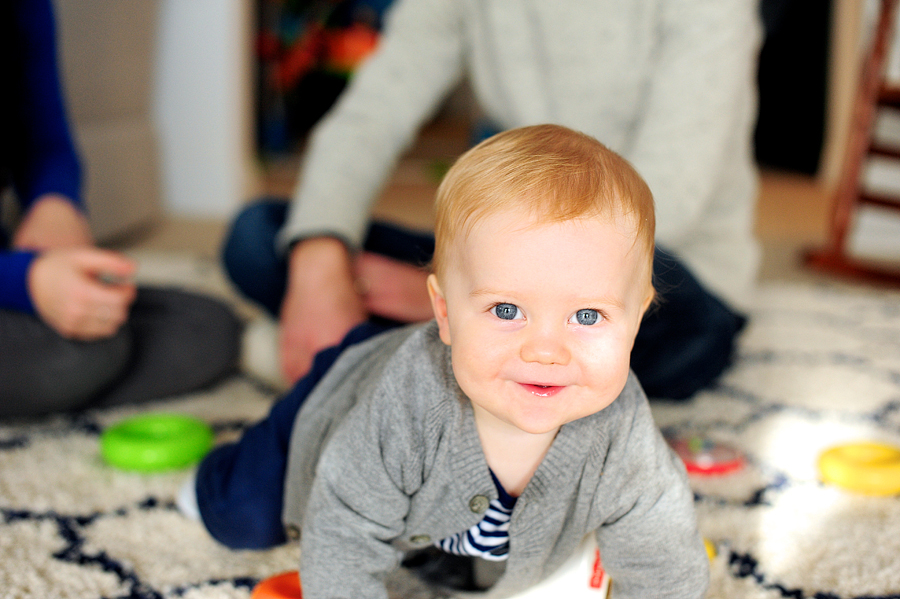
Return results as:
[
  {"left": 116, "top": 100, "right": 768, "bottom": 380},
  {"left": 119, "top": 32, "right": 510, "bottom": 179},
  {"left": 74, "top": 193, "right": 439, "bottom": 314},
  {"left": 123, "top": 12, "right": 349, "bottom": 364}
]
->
[{"left": 194, "top": 442, "right": 289, "bottom": 550}]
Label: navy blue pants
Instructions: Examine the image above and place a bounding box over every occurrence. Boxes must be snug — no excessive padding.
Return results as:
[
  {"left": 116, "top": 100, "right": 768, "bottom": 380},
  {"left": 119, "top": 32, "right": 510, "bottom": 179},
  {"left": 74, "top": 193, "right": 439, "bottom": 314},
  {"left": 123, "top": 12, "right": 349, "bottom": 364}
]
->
[
  {"left": 199, "top": 200, "right": 746, "bottom": 549},
  {"left": 196, "top": 321, "right": 390, "bottom": 549}
]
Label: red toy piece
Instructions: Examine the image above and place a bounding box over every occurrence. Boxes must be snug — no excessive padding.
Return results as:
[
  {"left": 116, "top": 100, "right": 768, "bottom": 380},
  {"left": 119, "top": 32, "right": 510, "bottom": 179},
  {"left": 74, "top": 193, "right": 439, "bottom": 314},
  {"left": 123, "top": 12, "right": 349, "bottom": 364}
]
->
[
  {"left": 251, "top": 571, "right": 302, "bottom": 599},
  {"left": 667, "top": 435, "right": 745, "bottom": 476}
]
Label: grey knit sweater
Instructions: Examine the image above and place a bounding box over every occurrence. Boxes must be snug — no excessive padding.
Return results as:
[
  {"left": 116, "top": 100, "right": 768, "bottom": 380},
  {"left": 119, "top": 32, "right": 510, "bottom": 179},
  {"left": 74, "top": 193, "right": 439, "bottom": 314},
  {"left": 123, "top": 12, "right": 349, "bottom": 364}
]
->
[
  {"left": 283, "top": 323, "right": 709, "bottom": 599},
  {"left": 280, "top": 0, "right": 762, "bottom": 310}
]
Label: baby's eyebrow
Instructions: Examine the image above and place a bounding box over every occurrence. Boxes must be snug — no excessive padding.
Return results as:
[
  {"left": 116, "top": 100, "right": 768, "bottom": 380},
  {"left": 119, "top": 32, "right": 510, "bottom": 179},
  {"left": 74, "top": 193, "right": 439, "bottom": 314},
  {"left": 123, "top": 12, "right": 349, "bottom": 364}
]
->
[
  {"left": 469, "top": 287, "right": 524, "bottom": 301},
  {"left": 577, "top": 296, "right": 626, "bottom": 311},
  {"left": 469, "top": 287, "right": 502, "bottom": 298}
]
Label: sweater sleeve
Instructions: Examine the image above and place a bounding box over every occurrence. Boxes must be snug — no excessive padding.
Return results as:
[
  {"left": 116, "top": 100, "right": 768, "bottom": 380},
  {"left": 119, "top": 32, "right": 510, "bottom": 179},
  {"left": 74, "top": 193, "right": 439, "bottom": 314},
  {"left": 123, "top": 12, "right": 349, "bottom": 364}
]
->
[
  {"left": 0, "top": 0, "right": 82, "bottom": 315},
  {"left": 8, "top": 0, "right": 83, "bottom": 211},
  {"left": 625, "top": 0, "right": 760, "bottom": 247},
  {"left": 277, "top": 0, "right": 466, "bottom": 254},
  {"left": 0, "top": 251, "right": 37, "bottom": 313},
  {"left": 299, "top": 379, "right": 420, "bottom": 599},
  {"left": 593, "top": 384, "right": 709, "bottom": 598}
]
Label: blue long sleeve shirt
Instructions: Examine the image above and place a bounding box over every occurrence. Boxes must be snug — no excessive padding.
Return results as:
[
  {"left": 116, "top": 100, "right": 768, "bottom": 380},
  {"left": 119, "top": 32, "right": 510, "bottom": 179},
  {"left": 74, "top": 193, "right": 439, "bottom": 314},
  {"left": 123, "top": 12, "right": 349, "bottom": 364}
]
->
[{"left": 0, "top": 0, "right": 83, "bottom": 312}]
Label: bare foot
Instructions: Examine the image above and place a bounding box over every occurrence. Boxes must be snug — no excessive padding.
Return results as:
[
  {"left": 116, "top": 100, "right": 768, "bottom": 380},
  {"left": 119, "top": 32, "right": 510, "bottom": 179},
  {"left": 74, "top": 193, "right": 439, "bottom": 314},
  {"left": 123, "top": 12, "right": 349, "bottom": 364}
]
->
[{"left": 354, "top": 252, "right": 434, "bottom": 323}]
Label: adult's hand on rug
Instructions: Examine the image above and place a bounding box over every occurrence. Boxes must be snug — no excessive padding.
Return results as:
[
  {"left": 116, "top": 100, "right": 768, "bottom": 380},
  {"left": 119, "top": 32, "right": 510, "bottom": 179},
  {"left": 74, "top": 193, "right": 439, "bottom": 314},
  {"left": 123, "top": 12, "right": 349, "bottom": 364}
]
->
[
  {"left": 280, "top": 237, "right": 367, "bottom": 383},
  {"left": 27, "top": 247, "right": 137, "bottom": 340},
  {"left": 12, "top": 194, "right": 94, "bottom": 251}
]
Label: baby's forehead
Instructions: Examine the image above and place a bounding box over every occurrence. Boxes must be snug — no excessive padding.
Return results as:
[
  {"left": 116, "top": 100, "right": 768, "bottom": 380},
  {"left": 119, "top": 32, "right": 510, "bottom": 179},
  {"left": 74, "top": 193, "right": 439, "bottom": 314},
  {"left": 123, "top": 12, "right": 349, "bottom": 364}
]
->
[
  {"left": 446, "top": 212, "right": 653, "bottom": 304},
  {"left": 456, "top": 210, "right": 652, "bottom": 278},
  {"left": 463, "top": 207, "right": 643, "bottom": 243}
]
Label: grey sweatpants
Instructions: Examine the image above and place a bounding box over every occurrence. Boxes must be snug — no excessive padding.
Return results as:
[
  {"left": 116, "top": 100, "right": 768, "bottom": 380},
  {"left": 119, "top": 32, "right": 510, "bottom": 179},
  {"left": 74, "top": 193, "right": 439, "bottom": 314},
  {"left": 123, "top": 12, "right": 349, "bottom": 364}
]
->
[{"left": 0, "top": 287, "right": 241, "bottom": 418}]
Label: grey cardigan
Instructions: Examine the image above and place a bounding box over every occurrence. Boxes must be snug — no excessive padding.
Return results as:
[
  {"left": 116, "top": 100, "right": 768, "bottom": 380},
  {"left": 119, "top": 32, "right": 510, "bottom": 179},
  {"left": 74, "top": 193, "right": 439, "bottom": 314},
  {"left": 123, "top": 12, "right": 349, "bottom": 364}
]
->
[{"left": 283, "top": 323, "right": 709, "bottom": 598}]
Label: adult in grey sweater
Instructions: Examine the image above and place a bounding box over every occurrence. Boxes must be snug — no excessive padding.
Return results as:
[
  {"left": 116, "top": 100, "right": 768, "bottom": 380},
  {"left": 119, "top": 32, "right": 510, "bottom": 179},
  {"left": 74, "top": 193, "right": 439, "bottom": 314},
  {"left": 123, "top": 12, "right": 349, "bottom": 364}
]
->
[{"left": 224, "top": 0, "right": 761, "bottom": 391}]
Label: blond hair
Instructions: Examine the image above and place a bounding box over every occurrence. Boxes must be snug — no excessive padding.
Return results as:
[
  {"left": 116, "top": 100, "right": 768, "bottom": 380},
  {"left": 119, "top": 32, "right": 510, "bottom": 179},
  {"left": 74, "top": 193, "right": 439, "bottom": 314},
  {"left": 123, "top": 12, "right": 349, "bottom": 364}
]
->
[{"left": 432, "top": 124, "right": 655, "bottom": 283}]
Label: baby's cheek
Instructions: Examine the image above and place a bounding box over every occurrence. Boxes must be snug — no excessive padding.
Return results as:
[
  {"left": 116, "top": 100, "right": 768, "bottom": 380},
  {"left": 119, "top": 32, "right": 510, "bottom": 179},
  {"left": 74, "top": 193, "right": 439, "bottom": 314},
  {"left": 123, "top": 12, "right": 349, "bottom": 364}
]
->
[
  {"left": 585, "top": 343, "right": 631, "bottom": 384},
  {"left": 450, "top": 347, "right": 484, "bottom": 386}
]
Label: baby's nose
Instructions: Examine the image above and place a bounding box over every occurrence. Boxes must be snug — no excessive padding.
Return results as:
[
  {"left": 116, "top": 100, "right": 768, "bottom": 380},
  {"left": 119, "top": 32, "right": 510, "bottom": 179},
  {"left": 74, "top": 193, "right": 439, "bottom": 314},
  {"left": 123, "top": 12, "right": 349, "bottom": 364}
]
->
[{"left": 519, "top": 327, "right": 571, "bottom": 366}]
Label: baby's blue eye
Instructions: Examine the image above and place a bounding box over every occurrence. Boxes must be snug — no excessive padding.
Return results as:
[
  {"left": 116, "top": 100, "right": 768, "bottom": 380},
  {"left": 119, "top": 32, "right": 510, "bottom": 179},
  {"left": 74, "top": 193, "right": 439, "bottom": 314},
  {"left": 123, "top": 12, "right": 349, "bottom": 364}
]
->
[
  {"left": 492, "top": 303, "right": 522, "bottom": 320},
  {"left": 573, "top": 309, "right": 601, "bottom": 326}
]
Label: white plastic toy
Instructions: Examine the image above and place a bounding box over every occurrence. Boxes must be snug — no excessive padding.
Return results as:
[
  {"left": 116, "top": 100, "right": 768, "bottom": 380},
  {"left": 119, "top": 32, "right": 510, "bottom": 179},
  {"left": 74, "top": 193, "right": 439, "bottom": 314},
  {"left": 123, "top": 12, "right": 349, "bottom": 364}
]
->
[{"left": 506, "top": 535, "right": 609, "bottom": 599}]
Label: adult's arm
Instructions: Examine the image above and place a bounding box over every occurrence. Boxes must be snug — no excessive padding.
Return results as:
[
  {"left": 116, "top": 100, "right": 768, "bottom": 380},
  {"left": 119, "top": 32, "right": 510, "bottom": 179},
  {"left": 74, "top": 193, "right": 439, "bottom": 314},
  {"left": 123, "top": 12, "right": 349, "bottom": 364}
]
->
[
  {"left": 13, "top": 194, "right": 93, "bottom": 251},
  {"left": 7, "top": 0, "right": 83, "bottom": 211},
  {"left": 0, "top": 252, "right": 37, "bottom": 312},
  {"left": 273, "top": 0, "right": 467, "bottom": 381},
  {"left": 625, "top": 0, "right": 761, "bottom": 247},
  {"left": 0, "top": 0, "right": 85, "bottom": 313},
  {"left": 276, "top": 0, "right": 467, "bottom": 252}
]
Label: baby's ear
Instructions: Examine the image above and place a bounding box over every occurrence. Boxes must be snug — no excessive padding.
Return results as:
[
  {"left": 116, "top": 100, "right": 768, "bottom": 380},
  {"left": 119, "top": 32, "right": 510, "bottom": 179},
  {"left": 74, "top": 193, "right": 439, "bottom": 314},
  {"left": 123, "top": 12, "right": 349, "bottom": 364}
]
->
[
  {"left": 427, "top": 274, "right": 451, "bottom": 345},
  {"left": 640, "top": 286, "right": 656, "bottom": 320}
]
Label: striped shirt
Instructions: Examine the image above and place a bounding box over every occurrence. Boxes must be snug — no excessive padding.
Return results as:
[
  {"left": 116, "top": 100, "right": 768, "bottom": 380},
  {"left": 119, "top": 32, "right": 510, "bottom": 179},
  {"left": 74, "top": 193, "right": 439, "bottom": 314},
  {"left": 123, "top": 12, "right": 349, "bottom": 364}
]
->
[{"left": 435, "top": 471, "right": 518, "bottom": 561}]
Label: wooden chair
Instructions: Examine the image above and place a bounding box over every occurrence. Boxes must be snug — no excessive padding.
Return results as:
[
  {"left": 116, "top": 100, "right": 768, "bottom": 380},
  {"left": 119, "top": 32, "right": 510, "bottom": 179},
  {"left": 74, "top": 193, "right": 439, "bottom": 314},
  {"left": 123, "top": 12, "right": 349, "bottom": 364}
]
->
[{"left": 807, "top": 0, "right": 900, "bottom": 282}]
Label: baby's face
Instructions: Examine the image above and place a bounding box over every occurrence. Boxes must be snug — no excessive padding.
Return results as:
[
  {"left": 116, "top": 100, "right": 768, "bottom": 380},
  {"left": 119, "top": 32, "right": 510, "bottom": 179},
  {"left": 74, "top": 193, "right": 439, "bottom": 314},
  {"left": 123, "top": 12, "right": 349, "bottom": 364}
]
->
[{"left": 428, "top": 208, "right": 653, "bottom": 437}]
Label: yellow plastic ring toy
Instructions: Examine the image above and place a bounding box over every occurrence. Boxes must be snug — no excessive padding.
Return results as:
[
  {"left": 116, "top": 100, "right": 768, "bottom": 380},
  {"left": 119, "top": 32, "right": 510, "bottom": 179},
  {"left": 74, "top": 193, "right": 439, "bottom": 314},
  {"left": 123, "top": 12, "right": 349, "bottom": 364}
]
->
[
  {"left": 818, "top": 441, "right": 900, "bottom": 496},
  {"left": 100, "top": 413, "right": 214, "bottom": 473}
]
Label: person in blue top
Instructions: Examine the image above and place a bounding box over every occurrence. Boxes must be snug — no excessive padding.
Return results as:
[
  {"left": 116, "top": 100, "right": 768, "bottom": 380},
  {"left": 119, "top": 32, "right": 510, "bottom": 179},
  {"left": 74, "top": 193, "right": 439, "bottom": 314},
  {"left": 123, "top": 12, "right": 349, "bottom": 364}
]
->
[{"left": 0, "top": 0, "right": 241, "bottom": 418}]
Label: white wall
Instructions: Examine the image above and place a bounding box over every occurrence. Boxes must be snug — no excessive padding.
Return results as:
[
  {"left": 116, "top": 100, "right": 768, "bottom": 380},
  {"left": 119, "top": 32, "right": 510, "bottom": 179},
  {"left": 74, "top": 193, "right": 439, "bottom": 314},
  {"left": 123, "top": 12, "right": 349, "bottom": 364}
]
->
[{"left": 153, "top": 0, "right": 259, "bottom": 218}]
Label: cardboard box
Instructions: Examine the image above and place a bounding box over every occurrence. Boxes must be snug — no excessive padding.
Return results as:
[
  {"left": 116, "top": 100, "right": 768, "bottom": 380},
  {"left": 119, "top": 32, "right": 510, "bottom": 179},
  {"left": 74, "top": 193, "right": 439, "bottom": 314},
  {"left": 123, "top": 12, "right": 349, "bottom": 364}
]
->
[{"left": 55, "top": 0, "right": 162, "bottom": 241}]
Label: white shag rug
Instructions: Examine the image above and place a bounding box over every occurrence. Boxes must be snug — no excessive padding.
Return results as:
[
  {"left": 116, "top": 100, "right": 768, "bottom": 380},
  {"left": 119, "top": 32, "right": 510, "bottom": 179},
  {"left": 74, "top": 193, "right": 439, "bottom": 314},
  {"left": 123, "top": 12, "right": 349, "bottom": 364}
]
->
[{"left": 2, "top": 251, "right": 900, "bottom": 599}]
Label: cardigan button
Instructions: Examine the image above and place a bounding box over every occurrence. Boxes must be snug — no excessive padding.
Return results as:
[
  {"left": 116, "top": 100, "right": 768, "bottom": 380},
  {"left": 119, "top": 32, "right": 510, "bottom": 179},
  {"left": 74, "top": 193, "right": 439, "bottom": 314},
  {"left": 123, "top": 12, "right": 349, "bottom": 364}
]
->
[
  {"left": 469, "top": 495, "right": 490, "bottom": 514},
  {"left": 410, "top": 534, "right": 432, "bottom": 544},
  {"left": 284, "top": 524, "right": 301, "bottom": 541}
]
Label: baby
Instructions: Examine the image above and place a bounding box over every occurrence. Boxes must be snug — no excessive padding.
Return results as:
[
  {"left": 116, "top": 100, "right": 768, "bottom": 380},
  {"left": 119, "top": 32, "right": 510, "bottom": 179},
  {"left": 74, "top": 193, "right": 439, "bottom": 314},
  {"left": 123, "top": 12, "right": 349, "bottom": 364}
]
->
[{"left": 190, "top": 124, "right": 708, "bottom": 598}]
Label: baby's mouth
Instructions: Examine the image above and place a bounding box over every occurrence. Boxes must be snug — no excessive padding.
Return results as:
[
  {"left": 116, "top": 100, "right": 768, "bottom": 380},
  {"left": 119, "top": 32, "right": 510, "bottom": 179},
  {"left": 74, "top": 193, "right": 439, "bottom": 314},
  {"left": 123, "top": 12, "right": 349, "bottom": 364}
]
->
[{"left": 520, "top": 383, "right": 564, "bottom": 397}]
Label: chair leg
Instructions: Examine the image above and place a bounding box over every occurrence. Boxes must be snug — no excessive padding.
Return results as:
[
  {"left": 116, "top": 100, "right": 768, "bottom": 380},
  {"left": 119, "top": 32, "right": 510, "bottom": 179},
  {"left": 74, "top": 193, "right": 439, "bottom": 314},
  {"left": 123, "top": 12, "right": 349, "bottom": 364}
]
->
[{"left": 806, "top": 0, "right": 900, "bottom": 284}]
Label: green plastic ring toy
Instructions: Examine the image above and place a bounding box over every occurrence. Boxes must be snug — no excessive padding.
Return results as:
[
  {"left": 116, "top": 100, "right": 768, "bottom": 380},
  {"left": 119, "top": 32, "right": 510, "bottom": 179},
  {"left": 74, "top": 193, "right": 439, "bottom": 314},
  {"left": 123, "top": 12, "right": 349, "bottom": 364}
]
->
[{"left": 100, "top": 413, "right": 214, "bottom": 472}]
